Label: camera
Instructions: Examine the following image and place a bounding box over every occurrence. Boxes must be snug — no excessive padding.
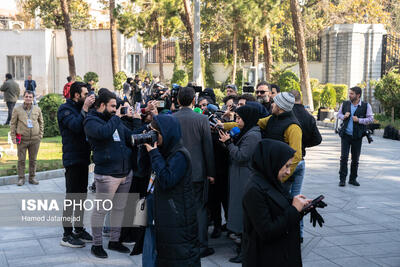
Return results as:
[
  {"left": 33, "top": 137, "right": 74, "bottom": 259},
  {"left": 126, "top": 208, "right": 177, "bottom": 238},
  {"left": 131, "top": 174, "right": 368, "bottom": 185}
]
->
[
  {"left": 363, "top": 129, "right": 373, "bottom": 144},
  {"left": 121, "top": 106, "right": 128, "bottom": 115},
  {"left": 243, "top": 85, "right": 255, "bottom": 93},
  {"left": 131, "top": 130, "right": 158, "bottom": 146}
]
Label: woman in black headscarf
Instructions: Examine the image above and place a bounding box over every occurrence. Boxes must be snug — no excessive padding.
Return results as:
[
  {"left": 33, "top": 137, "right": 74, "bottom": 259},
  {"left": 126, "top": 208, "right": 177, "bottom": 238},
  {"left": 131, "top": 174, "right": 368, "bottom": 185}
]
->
[
  {"left": 242, "top": 139, "right": 311, "bottom": 267},
  {"left": 219, "top": 105, "right": 261, "bottom": 263}
]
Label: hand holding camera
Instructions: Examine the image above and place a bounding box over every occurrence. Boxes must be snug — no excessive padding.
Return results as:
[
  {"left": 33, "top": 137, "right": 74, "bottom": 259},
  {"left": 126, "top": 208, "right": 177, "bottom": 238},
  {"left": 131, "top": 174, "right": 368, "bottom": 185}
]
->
[
  {"left": 83, "top": 94, "right": 96, "bottom": 112},
  {"left": 344, "top": 112, "right": 350, "bottom": 119},
  {"left": 144, "top": 141, "right": 158, "bottom": 152}
]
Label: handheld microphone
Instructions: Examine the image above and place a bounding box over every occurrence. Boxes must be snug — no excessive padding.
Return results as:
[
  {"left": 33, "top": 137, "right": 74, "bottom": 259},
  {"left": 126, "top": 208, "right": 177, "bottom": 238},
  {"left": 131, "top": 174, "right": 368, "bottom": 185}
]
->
[
  {"left": 193, "top": 107, "right": 203, "bottom": 114},
  {"left": 207, "top": 104, "right": 219, "bottom": 113},
  {"left": 230, "top": 127, "right": 240, "bottom": 137}
]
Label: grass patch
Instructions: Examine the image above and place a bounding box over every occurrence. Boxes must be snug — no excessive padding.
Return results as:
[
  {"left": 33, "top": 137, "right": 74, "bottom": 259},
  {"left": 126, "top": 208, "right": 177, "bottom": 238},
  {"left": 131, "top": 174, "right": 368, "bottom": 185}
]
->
[
  {"left": 375, "top": 114, "right": 400, "bottom": 130},
  {"left": 0, "top": 125, "right": 63, "bottom": 176}
]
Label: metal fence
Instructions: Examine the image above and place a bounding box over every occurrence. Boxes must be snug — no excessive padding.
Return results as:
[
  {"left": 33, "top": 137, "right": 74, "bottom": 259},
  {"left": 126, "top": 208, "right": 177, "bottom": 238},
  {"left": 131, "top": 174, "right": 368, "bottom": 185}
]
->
[
  {"left": 146, "top": 37, "right": 321, "bottom": 63},
  {"left": 381, "top": 34, "right": 400, "bottom": 77}
]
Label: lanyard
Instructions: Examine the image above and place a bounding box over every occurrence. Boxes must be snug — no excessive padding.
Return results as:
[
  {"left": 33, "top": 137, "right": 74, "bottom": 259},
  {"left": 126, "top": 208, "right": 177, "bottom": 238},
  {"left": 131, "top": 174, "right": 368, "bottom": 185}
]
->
[{"left": 25, "top": 107, "right": 33, "bottom": 119}]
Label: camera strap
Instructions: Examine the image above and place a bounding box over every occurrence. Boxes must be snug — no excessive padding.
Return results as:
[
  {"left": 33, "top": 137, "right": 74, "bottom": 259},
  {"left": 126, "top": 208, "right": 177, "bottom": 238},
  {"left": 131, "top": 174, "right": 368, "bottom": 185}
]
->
[{"left": 146, "top": 172, "right": 156, "bottom": 194}]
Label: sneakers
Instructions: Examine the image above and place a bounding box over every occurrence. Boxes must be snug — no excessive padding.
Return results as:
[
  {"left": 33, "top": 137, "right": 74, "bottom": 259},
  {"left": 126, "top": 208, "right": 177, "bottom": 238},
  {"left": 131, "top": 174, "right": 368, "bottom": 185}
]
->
[
  {"left": 91, "top": 245, "right": 108, "bottom": 258},
  {"left": 108, "top": 241, "right": 131, "bottom": 253},
  {"left": 74, "top": 229, "right": 93, "bottom": 243},
  {"left": 60, "top": 234, "right": 85, "bottom": 248},
  {"left": 349, "top": 180, "right": 360, "bottom": 186}
]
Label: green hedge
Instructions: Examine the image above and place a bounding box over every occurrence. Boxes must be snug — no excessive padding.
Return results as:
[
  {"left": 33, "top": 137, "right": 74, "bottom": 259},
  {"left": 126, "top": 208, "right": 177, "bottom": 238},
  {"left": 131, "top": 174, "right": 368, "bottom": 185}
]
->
[
  {"left": 374, "top": 69, "right": 400, "bottom": 121},
  {"left": 332, "top": 84, "right": 348, "bottom": 103},
  {"left": 321, "top": 84, "right": 337, "bottom": 109},
  {"left": 38, "top": 94, "right": 65, "bottom": 137},
  {"left": 113, "top": 71, "right": 127, "bottom": 91},
  {"left": 171, "top": 69, "right": 188, "bottom": 86},
  {"left": 277, "top": 70, "right": 301, "bottom": 92}
]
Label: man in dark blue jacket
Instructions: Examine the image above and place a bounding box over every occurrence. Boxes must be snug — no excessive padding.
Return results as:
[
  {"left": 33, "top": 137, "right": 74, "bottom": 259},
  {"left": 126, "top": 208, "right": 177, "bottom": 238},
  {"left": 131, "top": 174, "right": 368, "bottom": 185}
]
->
[
  {"left": 58, "top": 81, "right": 95, "bottom": 248},
  {"left": 83, "top": 89, "right": 134, "bottom": 259}
]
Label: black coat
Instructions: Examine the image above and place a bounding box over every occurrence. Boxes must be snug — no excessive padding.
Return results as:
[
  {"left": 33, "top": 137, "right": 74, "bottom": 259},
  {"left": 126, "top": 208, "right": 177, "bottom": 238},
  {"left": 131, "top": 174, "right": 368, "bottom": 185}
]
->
[
  {"left": 57, "top": 99, "right": 91, "bottom": 167},
  {"left": 242, "top": 174, "right": 302, "bottom": 267},
  {"left": 83, "top": 110, "right": 133, "bottom": 177},
  {"left": 292, "top": 104, "right": 322, "bottom": 157},
  {"left": 149, "top": 115, "right": 199, "bottom": 266}
]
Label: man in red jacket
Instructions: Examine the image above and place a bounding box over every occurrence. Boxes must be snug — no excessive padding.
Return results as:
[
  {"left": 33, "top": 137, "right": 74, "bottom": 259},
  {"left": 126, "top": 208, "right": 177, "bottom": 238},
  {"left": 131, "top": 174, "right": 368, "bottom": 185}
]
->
[{"left": 63, "top": 76, "right": 74, "bottom": 99}]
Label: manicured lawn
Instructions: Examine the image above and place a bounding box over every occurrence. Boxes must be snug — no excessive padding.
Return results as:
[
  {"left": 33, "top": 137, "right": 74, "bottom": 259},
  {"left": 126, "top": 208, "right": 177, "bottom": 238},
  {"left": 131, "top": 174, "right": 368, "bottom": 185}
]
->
[{"left": 0, "top": 125, "right": 63, "bottom": 176}]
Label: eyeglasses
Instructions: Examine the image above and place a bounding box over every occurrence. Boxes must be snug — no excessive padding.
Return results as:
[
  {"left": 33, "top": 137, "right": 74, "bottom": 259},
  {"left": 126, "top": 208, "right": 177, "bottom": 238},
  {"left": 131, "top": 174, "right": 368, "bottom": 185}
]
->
[
  {"left": 256, "top": 90, "right": 267, "bottom": 95},
  {"left": 200, "top": 103, "right": 208, "bottom": 107}
]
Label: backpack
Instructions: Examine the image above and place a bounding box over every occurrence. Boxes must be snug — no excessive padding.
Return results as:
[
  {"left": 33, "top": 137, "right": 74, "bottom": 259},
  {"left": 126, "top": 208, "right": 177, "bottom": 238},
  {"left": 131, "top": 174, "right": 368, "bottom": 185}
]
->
[{"left": 383, "top": 125, "right": 400, "bottom": 141}]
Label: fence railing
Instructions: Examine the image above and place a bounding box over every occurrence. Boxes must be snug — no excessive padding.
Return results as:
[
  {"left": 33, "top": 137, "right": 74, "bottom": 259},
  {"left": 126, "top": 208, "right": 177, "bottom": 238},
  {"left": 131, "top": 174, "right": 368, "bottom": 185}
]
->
[
  {"left": 146, "top": 37, "right": 321, "bottom": 64},
  {"left": 381, "top": 34, "right": 400, "bottom": 77}
]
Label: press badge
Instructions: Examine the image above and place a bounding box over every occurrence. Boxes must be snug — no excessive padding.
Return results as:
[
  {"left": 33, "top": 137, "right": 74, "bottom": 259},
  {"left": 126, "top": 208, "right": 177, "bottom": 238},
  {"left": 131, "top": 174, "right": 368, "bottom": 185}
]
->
[
  {"left": 112, "top": 129, "right": 121, "bottom": 142},
  {"left": 27, "top": 119, "right": 33, "bottom": 128}
]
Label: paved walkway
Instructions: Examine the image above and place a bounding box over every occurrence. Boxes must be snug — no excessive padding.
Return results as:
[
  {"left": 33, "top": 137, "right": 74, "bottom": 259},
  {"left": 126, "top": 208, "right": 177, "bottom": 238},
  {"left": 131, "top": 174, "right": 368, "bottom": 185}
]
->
[{"left": 0, "top": 127, "right": 399, "bottom": 267}]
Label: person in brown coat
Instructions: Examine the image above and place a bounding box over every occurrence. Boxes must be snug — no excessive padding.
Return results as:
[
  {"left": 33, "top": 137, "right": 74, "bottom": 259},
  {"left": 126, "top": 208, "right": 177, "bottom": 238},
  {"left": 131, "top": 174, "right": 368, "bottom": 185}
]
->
[
  {"left": 0, "top": 73, "right": 20, "bottom": 125},
  {"left": 10, "top": 90, "right": 44, "bottom": 186}
]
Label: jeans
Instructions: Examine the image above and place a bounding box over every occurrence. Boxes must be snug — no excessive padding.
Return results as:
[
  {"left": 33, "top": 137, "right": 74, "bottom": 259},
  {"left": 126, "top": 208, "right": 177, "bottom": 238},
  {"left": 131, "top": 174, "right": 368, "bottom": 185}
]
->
[
  {"left": 5, "top": 102, "right": 16, "bottom": 125},
  {"left": 339, "top": 134, "right": 362, "bottom": 181},
  {"left": 62, "top": 164, "right": 89, "bottom": 236},
  {"left": 91, "top": 171, "right": 132, "bottom": 246},
  {"left": 283, "top": 160, "right": 305, "bottom": 237},
  {"left": 142, "top": 193, "right": 156, "bottom": 267}
]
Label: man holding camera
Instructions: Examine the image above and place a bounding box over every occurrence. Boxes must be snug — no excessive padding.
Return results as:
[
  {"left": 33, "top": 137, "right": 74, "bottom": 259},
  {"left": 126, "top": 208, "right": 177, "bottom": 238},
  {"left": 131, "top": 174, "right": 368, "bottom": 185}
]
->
[
  {"left": 174, "top": 87, "right": 216, "bottom": 258},
  {"left": 58, "top": 82, "right": 95, "bottom": 247},
  {"left": 337, "top": 87, "right": 373, "bottom": 187},
  {"left": 84, "top": 89, "right": 134, "bottom": 258}
]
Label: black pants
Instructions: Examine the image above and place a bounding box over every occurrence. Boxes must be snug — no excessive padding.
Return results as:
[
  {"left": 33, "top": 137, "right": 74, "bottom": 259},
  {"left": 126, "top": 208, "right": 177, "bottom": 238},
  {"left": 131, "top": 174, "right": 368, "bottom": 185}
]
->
[
  {"left": 193, "top": 181, "right": 209, "bottom": 253},
  {"left": 62, "top": 164, "right": 89, "bottom": 236},
  {"left": 208, "top": 172, "right": 228, "bottom": 228},
  {"left": 5, "top": 102, "right": 16, "bottom": 125},
  {"left": 339, "top": 134, "right": 362, "bottom": 181}
]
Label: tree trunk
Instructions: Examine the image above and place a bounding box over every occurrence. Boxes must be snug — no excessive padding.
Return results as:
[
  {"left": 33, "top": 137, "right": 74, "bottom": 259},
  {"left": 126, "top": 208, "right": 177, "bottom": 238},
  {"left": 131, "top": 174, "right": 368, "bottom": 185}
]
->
[
  {"left": 253, "top": 36, "right": 259, "bottom": 85},
  {"left": 232, "top": 30, "right": 237, "bottom": 84},
  {"left": 110, "top": 0, "right": 119, "bottom": 77},
  {"left": 290, "top": 0, "right": 314, "bottom": 110},
  {"left": 392, "top": 106, "right": 395, "bottom": 124},
  {"left": 158, "top": 25, "right": 164, "bottom": 82},
  {"left": 263, "top": 27, "right": 273, "bottom": 81},
  {"left": 60, "top": 0, "right": 76, "bottom": 79},
  {"left": 182, "top": 0, "right": 194, "bottom": 51}
]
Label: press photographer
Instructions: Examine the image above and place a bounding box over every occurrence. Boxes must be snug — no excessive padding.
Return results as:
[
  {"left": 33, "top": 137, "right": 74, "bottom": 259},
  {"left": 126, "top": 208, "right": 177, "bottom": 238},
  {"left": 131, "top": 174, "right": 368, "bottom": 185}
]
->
[
  {"left": 83, "top": 89, "right": 135, "bottom": 258},
  {"left": 337, "top": 86, "right": 374, "bottom": 187},
  {"left": 139, "top": 115, "right": 200, "bottom": 266}
]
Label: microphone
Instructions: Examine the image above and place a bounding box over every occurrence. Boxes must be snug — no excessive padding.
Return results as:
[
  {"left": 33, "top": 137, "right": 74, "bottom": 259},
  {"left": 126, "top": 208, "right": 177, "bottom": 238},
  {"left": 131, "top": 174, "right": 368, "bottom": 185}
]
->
[
  {"left": 207, "top": 104, "right": 219, "bottom": 113},
  {"left": 230, "top": 127, "right": 240, "bottom": 137},
  {"left": 193, "top": 107, "right": 203, "bottom": 114}
]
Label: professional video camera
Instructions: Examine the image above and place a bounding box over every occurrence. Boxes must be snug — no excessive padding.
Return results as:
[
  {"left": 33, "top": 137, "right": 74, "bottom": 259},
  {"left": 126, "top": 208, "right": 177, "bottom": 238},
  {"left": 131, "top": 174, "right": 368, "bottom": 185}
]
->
[
  {"left": 242, "top": 82, "right": 255, "bottom": 94},
  {"left": 131, "top": 129, "right": 158, "bottom": 146},
  {"left": 187, "top": 84, "right": 203, "bottom": 93}
]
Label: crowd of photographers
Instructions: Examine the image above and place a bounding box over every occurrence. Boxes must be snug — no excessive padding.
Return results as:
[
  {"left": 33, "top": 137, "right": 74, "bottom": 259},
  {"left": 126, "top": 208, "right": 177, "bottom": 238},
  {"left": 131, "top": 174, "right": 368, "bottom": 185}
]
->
[{"left": 57, "top": 76, "right": 329, "bottom": 266}]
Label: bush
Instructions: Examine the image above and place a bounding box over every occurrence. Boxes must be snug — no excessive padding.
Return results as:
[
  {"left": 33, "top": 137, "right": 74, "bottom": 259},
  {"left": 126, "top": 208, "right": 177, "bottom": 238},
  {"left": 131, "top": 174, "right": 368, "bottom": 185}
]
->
[
  {"left": 320, "top": 84, "right": 337, "bottom": 109},
  {"left": 332, "top": 84, "right": 348, "bottom": 103},
  {"left": 84, "top": 72, "right": 99, "bottom": 84},
  {"left": 277, "top": 70, "right": 300, "bottom": 92},
  {"left": 38, "top": 94, "right": 65, "bottom": 137},
  {"left": 312, "top": 90, "right": 322, "bottom": 110},
  {"left": 75, "top": 75, "right": 83, "bottom": 82},
  {"left": 113, "top": 71, "right": 127, "bottom": 91},
  {"left": 171, "top": 69, "right": 189, "bottom": 86},
  {"left": 374, "top": 69, "right": 400, "bottom": 122},
  {"left": 213, "top": 89, "right": 225, "bottom": 106}
]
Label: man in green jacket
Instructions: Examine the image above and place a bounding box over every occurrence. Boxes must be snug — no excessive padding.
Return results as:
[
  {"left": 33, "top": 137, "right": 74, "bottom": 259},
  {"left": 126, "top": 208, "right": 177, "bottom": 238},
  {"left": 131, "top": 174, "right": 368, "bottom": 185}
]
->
[{"left": 0, "top": 73, "right": 20, "bottom": 125}]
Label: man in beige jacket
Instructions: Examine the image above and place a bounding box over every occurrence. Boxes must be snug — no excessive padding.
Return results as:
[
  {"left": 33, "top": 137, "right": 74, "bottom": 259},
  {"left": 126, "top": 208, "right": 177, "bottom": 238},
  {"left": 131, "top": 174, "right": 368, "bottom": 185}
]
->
[{"left": 10, "top": 90, "right": 44, "bottom": 186}]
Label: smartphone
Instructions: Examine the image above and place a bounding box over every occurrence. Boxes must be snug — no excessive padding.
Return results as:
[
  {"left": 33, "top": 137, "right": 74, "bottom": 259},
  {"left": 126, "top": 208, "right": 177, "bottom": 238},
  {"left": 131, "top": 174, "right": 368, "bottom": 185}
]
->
[
  {"left": 135, "top": 103, "right": 141, "bottom": 114},
  {"left": 157, "top": 100, "right": 165, "bottom": 108},
  {"left": 121, "top": 107, "right": 128, "bottom": 115},
  {"left": 301, "top": 195, "right": 324, "bottom": 213}
]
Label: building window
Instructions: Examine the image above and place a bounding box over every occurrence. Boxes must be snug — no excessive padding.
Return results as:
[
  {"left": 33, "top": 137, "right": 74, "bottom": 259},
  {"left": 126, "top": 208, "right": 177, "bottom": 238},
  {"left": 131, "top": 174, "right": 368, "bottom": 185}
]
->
[
  {"left": 7, "top": 56, "right": 31, "bottom": 80},
  {"left": 127, "top": 54, "right": 140, "bottom": 74}
]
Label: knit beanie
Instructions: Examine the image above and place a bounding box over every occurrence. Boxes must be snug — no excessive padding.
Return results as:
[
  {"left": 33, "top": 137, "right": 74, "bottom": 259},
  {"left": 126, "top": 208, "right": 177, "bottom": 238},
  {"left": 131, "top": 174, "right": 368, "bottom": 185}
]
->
[{"left": 273, "top": 92, "right": 295, "bottom": 112}]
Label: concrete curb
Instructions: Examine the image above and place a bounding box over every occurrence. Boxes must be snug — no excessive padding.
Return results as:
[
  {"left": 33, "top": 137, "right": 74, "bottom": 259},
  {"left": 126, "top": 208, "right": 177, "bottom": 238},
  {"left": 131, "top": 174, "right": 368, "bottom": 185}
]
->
[{"left": 0, "top": 164, "right": 95, "bottom": 186}]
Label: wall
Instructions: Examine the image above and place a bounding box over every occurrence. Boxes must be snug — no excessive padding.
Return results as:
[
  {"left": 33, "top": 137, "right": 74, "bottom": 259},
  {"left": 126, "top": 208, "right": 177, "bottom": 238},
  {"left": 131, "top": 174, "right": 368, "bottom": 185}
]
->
[{"left": 0, "top": 29, "right": 50, "bottom": 96}]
